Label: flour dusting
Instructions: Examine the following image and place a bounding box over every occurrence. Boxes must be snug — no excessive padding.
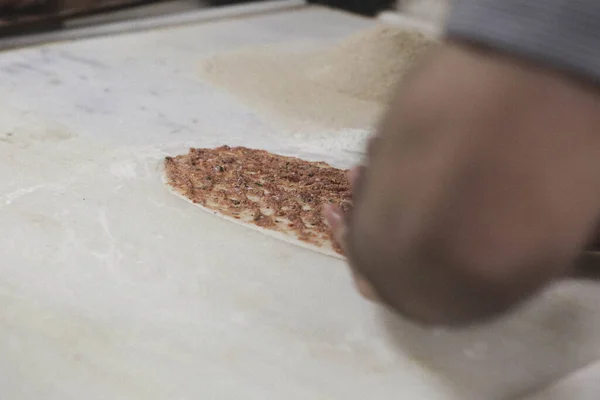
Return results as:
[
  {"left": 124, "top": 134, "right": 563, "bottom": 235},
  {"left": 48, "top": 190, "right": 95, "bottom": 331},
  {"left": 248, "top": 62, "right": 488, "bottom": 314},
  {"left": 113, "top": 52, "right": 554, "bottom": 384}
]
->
[
  {"left": 199, "top": 24, "right": 435, "bottom": 132},
  {"left": 293, "top": 128, "right": 372, "bottom": 154},
  {"left": 306, "top": 25, "right": 434, "bottom": 103}
]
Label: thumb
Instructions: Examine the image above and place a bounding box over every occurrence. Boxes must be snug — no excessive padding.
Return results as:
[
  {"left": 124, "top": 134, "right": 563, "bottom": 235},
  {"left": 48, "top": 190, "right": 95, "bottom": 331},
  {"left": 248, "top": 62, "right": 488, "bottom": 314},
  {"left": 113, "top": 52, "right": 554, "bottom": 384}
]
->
[{"left": 323, "top": 203, "right": 343, "bottom": 231}]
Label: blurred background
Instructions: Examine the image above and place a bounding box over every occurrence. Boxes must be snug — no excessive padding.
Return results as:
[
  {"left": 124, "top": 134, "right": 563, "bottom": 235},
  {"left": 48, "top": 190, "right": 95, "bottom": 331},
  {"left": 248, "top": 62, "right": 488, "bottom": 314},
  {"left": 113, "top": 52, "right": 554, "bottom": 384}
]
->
[{"left": 0, "top": 0, "right": 449, "bottom": 38}]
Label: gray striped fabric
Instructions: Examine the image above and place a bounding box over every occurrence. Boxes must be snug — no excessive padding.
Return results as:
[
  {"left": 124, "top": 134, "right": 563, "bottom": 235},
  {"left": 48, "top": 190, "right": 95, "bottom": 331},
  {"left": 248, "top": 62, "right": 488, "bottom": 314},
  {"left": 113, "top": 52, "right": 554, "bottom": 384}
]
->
[{"left": 445, "top": 0, "right": 600, "bottom": 82}]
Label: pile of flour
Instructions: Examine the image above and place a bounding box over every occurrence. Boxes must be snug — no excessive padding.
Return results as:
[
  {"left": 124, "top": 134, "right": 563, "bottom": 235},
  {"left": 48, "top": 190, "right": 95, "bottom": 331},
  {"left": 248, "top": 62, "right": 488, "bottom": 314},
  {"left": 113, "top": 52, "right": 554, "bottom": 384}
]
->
[
  {"left": 199, "top": 23, "right": 435, "bottom": 131},
  {"left": 306, "top": 24, "right": 433, "bottom": 103}
]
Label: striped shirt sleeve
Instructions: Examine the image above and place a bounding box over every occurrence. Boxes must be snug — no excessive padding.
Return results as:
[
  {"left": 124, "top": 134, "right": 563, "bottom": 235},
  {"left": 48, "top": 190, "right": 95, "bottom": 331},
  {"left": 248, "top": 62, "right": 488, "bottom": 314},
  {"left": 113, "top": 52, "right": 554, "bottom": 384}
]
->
[{"left": 445, "top": 0, "right": 600, "bottom": 83}]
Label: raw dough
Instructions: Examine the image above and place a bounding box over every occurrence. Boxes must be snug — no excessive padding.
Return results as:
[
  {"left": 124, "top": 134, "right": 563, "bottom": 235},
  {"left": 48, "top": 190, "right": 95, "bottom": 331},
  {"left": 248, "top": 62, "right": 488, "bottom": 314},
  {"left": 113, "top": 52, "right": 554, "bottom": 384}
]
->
[{"left": 162, "top": 146, "right": 351, "bottom": 259}]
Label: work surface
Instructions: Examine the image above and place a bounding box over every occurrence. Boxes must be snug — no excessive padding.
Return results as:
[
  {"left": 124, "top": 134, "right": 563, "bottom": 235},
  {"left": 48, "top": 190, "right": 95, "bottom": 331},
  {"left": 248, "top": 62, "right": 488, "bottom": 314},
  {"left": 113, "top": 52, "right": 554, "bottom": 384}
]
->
[
  {"left": 1, "top": 5, "right": 600, "bottom": 400},
  {"left": 0, "top": 5, "right": 460, "bottom": 399}
]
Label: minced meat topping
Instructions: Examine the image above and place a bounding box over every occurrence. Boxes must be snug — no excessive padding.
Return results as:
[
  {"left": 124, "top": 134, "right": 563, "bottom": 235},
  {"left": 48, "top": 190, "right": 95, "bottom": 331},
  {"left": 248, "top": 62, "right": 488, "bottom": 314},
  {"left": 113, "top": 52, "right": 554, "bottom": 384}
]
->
[{"left": 164, "top": 146, "right": 351, "bottom": 254}]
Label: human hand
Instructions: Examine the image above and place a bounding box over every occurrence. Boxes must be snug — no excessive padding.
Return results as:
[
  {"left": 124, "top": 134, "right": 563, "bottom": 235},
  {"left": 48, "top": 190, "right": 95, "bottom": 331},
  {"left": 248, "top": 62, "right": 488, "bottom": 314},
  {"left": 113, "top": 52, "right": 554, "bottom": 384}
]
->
[
  {"left": 324, "top": 166, "right": 381, "bottom": 302},
  {"left": 328, "top": 40, "right": 600, "bottom": 326}
]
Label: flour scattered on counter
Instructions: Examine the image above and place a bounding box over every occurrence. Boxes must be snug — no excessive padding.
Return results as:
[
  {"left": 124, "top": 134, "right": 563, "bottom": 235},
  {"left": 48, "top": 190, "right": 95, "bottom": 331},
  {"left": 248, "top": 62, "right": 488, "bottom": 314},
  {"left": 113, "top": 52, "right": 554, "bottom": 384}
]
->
[
  {"left": 110, "top": 160, "right": 138, "bottom": 179},
  {"left": 292, "top": 128, "right": 372, "bottom": 154},
  {"left": 306, "top": 25, "right": 434, "bottom": 103},
  {"left": 200, "top": 49, "right": 382, "bottom": 131},
  {"left": 199, "top": 24, "right": 435, "bottom": 131}
]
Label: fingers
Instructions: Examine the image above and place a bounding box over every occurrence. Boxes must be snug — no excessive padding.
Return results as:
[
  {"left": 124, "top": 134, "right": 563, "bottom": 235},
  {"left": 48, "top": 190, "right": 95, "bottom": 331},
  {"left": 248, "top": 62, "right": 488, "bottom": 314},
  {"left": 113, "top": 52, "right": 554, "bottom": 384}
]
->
[
  {"left": 348, "top": 165, "right": 365, "bottom": 189},
  {"left": 323, "top": 203, "right": 341, "bottom": 229},
  {"left": 323, "top": 203, "right": 346, "bottom": 251},
  {"left": 324, "top": 202, "right": 381, "bottom": 303},
  {"left": 325, "top": 170, "right": 380, "bottom": 303},
  {"left": 350, "top": 269, "right": 381, "bottom": 302}
]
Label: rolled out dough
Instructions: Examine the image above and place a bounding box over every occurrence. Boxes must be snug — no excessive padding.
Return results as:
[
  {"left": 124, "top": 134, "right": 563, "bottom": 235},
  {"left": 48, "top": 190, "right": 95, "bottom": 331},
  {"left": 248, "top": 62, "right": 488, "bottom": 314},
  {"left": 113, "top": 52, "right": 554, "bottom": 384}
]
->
[{"left": 161, "top": 164, "right": 344, "bottom": 260}]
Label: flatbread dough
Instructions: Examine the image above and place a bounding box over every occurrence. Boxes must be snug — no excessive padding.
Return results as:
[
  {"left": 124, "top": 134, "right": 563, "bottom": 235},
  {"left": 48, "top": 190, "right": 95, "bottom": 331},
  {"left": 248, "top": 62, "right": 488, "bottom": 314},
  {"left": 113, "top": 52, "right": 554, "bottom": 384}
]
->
[{"left": 162, "top": 146, "right": 351, "bottom": 259}]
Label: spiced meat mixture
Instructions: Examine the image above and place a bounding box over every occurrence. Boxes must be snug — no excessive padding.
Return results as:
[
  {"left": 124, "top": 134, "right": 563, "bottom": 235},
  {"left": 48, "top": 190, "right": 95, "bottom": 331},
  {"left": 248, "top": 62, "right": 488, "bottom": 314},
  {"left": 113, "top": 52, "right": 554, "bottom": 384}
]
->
[{"left": 164, "top": 146, "right": 351, "bottom": 254}]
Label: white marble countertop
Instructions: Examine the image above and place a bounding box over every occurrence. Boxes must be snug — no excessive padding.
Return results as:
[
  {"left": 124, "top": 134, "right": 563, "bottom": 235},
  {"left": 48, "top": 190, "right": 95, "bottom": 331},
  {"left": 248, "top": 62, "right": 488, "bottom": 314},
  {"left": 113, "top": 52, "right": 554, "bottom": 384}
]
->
[
  {"left": 4, "top": 4, "right": 599, "bottom": 399},
  {"left": 0, "top": 5, "right": 460, "bottom": 399}
]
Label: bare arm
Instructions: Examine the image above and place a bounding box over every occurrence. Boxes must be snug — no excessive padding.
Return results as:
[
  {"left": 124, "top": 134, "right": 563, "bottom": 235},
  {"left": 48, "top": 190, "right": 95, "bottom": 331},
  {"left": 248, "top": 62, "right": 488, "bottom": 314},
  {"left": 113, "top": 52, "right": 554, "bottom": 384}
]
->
[{"left": 343, "top": 41, "right": 600, "bottom": 326}]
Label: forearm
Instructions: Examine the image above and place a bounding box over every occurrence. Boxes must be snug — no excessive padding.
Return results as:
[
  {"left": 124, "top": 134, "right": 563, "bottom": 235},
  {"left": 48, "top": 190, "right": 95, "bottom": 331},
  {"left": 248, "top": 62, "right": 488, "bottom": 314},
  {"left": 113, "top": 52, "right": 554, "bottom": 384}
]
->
[{"left": 446, "top": 0, "right": 600, "bottom": 83}]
